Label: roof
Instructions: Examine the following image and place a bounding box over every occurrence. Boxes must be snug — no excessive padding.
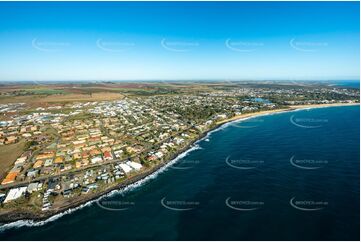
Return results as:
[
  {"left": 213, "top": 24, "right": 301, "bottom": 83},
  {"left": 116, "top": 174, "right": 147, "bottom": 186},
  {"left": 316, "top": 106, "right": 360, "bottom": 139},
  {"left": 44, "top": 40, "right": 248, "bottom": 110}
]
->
[
  {"left": 4, "top": 187, "right": 27, "bottom": 203},
  {"left": 1, "top": 171, "right": 19, "bottom": 185},
  {"left": 54, "top": 156, "right": 64, "bottom": 163},
  {"left": 127, "top": 161, "right": 142, "bottom": 170},
  {"left": 33, "top": 160, "right": 43, "bottom": 168},
  {"left": 103, "top": 151, "right": 112, "bottom": 158},
  {"left": 119, "top": 163, "right": 132, "bottom": 173}
]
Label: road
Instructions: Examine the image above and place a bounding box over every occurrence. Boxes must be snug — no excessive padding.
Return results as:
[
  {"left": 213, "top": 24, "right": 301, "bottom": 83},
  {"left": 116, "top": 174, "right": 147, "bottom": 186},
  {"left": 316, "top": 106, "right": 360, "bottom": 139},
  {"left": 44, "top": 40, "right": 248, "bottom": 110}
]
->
[{"left": 0, "top": 128, "right": 193, "bottom": 190}]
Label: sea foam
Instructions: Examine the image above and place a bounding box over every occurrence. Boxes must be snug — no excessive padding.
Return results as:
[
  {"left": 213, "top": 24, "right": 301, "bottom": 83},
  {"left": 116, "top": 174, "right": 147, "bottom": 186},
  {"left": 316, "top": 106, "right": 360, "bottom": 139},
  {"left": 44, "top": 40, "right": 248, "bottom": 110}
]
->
[
  {"left": 0, "top": 105, "right": 343, "bottom": 232},
  {"left": 0, "top": 144, "right": 202, "bottom": 232}
]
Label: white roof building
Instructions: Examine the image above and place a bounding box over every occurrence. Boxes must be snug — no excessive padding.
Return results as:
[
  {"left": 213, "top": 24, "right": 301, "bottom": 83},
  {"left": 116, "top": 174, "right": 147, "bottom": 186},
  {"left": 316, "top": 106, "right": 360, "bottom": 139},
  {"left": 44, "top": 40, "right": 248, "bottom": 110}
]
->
[
  {"left": 4, "top": 187, "right": 27, "bottom": 203},
  {"left": 91, "top": 156, "right": 103, "bottom": 164},
  {"left": 119, "top": 163, "right": 132, "bottom": 173},
  {"left": 126, "top": 161, "right": 142, "bottom": 171}
]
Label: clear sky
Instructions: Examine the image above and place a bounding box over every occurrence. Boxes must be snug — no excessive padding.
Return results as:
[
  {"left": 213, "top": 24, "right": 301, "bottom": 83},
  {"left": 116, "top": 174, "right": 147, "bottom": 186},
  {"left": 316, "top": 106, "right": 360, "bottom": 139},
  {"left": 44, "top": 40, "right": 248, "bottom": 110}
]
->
[{"left": 0, "top": 1, "right": 359, "bottom": 81}]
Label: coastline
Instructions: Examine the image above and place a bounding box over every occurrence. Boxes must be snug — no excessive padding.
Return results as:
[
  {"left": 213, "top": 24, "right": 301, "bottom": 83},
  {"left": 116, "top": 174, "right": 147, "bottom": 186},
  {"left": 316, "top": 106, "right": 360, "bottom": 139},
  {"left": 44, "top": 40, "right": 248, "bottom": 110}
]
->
[
  {"left": 0, "top": 102, "right": 359, "bottom": 228},
  {"left": 217, "top": 102, "right": 360, "bottom": 125}
]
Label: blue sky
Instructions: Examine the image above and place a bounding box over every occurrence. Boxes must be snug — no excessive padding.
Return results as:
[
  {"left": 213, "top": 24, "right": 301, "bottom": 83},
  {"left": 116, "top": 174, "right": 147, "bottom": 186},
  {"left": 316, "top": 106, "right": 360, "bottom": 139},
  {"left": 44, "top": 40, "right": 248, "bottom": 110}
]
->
[{"left": 0, "top": 1, "right": 359, "bottom": 81}]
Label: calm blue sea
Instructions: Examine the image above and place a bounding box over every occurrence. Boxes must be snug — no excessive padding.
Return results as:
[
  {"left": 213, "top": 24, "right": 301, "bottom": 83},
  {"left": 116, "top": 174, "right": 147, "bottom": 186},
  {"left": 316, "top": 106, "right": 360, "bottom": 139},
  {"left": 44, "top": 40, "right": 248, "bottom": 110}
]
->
[
  {"left": 1, "top": 105, "right": 360, "bottom": 240},
  {"left": 329, "top": 80, "right": 360, "bottom": 89}
]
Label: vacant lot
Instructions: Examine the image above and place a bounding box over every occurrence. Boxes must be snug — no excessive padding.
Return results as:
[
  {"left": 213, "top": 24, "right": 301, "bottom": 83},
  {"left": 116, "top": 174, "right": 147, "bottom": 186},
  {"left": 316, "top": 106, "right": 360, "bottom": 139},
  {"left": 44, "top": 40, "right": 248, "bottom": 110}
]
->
[
  {"left": 40, "top": 92, "right": 124, "bottom": 103},
  {"left": 0, "top": 92, "right": 124, "bottom": 106},
  {"left": 0, "top": 139, "right": 26, "bottom": 180}
]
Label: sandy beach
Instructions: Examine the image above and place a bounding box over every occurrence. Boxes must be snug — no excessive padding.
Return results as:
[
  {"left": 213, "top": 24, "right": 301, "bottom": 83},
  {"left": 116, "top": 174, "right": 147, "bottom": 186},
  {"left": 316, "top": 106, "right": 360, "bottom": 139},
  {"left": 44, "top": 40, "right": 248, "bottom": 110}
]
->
[{"left": 217, "top": 102, "right": 360, "bottom": 125}]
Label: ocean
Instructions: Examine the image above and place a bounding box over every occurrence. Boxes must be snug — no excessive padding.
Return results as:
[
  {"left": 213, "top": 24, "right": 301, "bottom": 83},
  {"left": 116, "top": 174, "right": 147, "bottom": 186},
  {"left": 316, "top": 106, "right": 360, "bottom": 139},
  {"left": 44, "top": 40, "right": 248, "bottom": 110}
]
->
[
  {"left": 327, "top": 80, "right": 360, "bottom": 89},
  {"left": 1, "top": 105, "right": 359, "bottom": 240}
]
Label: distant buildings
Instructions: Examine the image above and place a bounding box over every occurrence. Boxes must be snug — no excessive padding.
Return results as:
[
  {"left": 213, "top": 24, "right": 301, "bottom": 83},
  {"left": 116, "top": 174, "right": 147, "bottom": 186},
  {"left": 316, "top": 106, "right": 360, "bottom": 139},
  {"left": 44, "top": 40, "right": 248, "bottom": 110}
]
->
[{"left": 0, "top": 85, "right": 358, "bottom": 209}]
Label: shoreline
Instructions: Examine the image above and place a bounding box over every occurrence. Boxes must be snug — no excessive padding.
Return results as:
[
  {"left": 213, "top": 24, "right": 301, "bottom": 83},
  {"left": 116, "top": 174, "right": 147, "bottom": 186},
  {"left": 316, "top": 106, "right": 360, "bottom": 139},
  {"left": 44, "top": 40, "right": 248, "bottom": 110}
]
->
[
  {"left": 217, "top": 102, "right": 359, "bottom": 125},
  {"left": 0, "top": 102, "right": 359, "bottom": 228}
]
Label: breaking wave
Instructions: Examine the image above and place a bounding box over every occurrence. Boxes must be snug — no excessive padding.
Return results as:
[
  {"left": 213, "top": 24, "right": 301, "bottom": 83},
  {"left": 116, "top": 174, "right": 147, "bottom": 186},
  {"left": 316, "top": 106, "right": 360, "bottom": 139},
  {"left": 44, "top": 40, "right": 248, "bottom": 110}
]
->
[
  {"left": 0, "top": 144, "right": 202, "bottom": 232},
  {"left": 0, "top": 105, "right": 343, "bottom": 232}
]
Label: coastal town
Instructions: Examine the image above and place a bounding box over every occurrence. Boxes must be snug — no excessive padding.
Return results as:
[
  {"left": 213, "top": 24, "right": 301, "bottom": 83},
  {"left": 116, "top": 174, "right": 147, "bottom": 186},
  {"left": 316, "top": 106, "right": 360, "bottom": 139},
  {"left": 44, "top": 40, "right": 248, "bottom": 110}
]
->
[{"left": 0, "top": 81, "right": 359, "bottom": 221}]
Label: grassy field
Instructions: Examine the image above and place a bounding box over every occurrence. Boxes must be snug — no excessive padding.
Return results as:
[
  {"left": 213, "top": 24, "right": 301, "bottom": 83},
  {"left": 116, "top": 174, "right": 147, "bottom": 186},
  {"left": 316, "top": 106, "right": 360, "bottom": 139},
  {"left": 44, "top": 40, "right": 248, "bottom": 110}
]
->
[
  {"left": 0, "top": 82, "right": 222, "bottom": 104},
  {"left": 26, "top": 89, "right": 66, "bottom": 95},
  {"left": 0, "top": 81, "right": 245, "bottom": 106},
  {"left": 40, "top": 92, "right": 124, "bottom": 103},
  {"left": 0, "top": 139, "right": 27, "bottom": 180},
  {"left": 0, "top": 92, "right": 124, "bottom": 105}
]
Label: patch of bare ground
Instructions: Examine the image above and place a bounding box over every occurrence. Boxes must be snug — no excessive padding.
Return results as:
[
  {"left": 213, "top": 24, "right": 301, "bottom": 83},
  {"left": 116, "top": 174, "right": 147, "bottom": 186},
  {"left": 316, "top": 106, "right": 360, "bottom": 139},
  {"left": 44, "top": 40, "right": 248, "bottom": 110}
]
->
[
  {"left": 39, "top": 92, "right": 124, "bottom": 103},
  {"left": 0, "top": 139, "right": 26, "bottom": 180},
  {"left": 0, "top": 92, "right": 124, "bottom": 106}
]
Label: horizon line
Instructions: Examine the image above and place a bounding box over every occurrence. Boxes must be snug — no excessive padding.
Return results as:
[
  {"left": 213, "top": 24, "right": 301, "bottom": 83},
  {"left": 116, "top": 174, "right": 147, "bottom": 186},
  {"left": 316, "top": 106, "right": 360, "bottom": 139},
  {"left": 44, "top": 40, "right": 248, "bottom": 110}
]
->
[{"left": 0, "top": 79, "right": 360, "bottom": 83}]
